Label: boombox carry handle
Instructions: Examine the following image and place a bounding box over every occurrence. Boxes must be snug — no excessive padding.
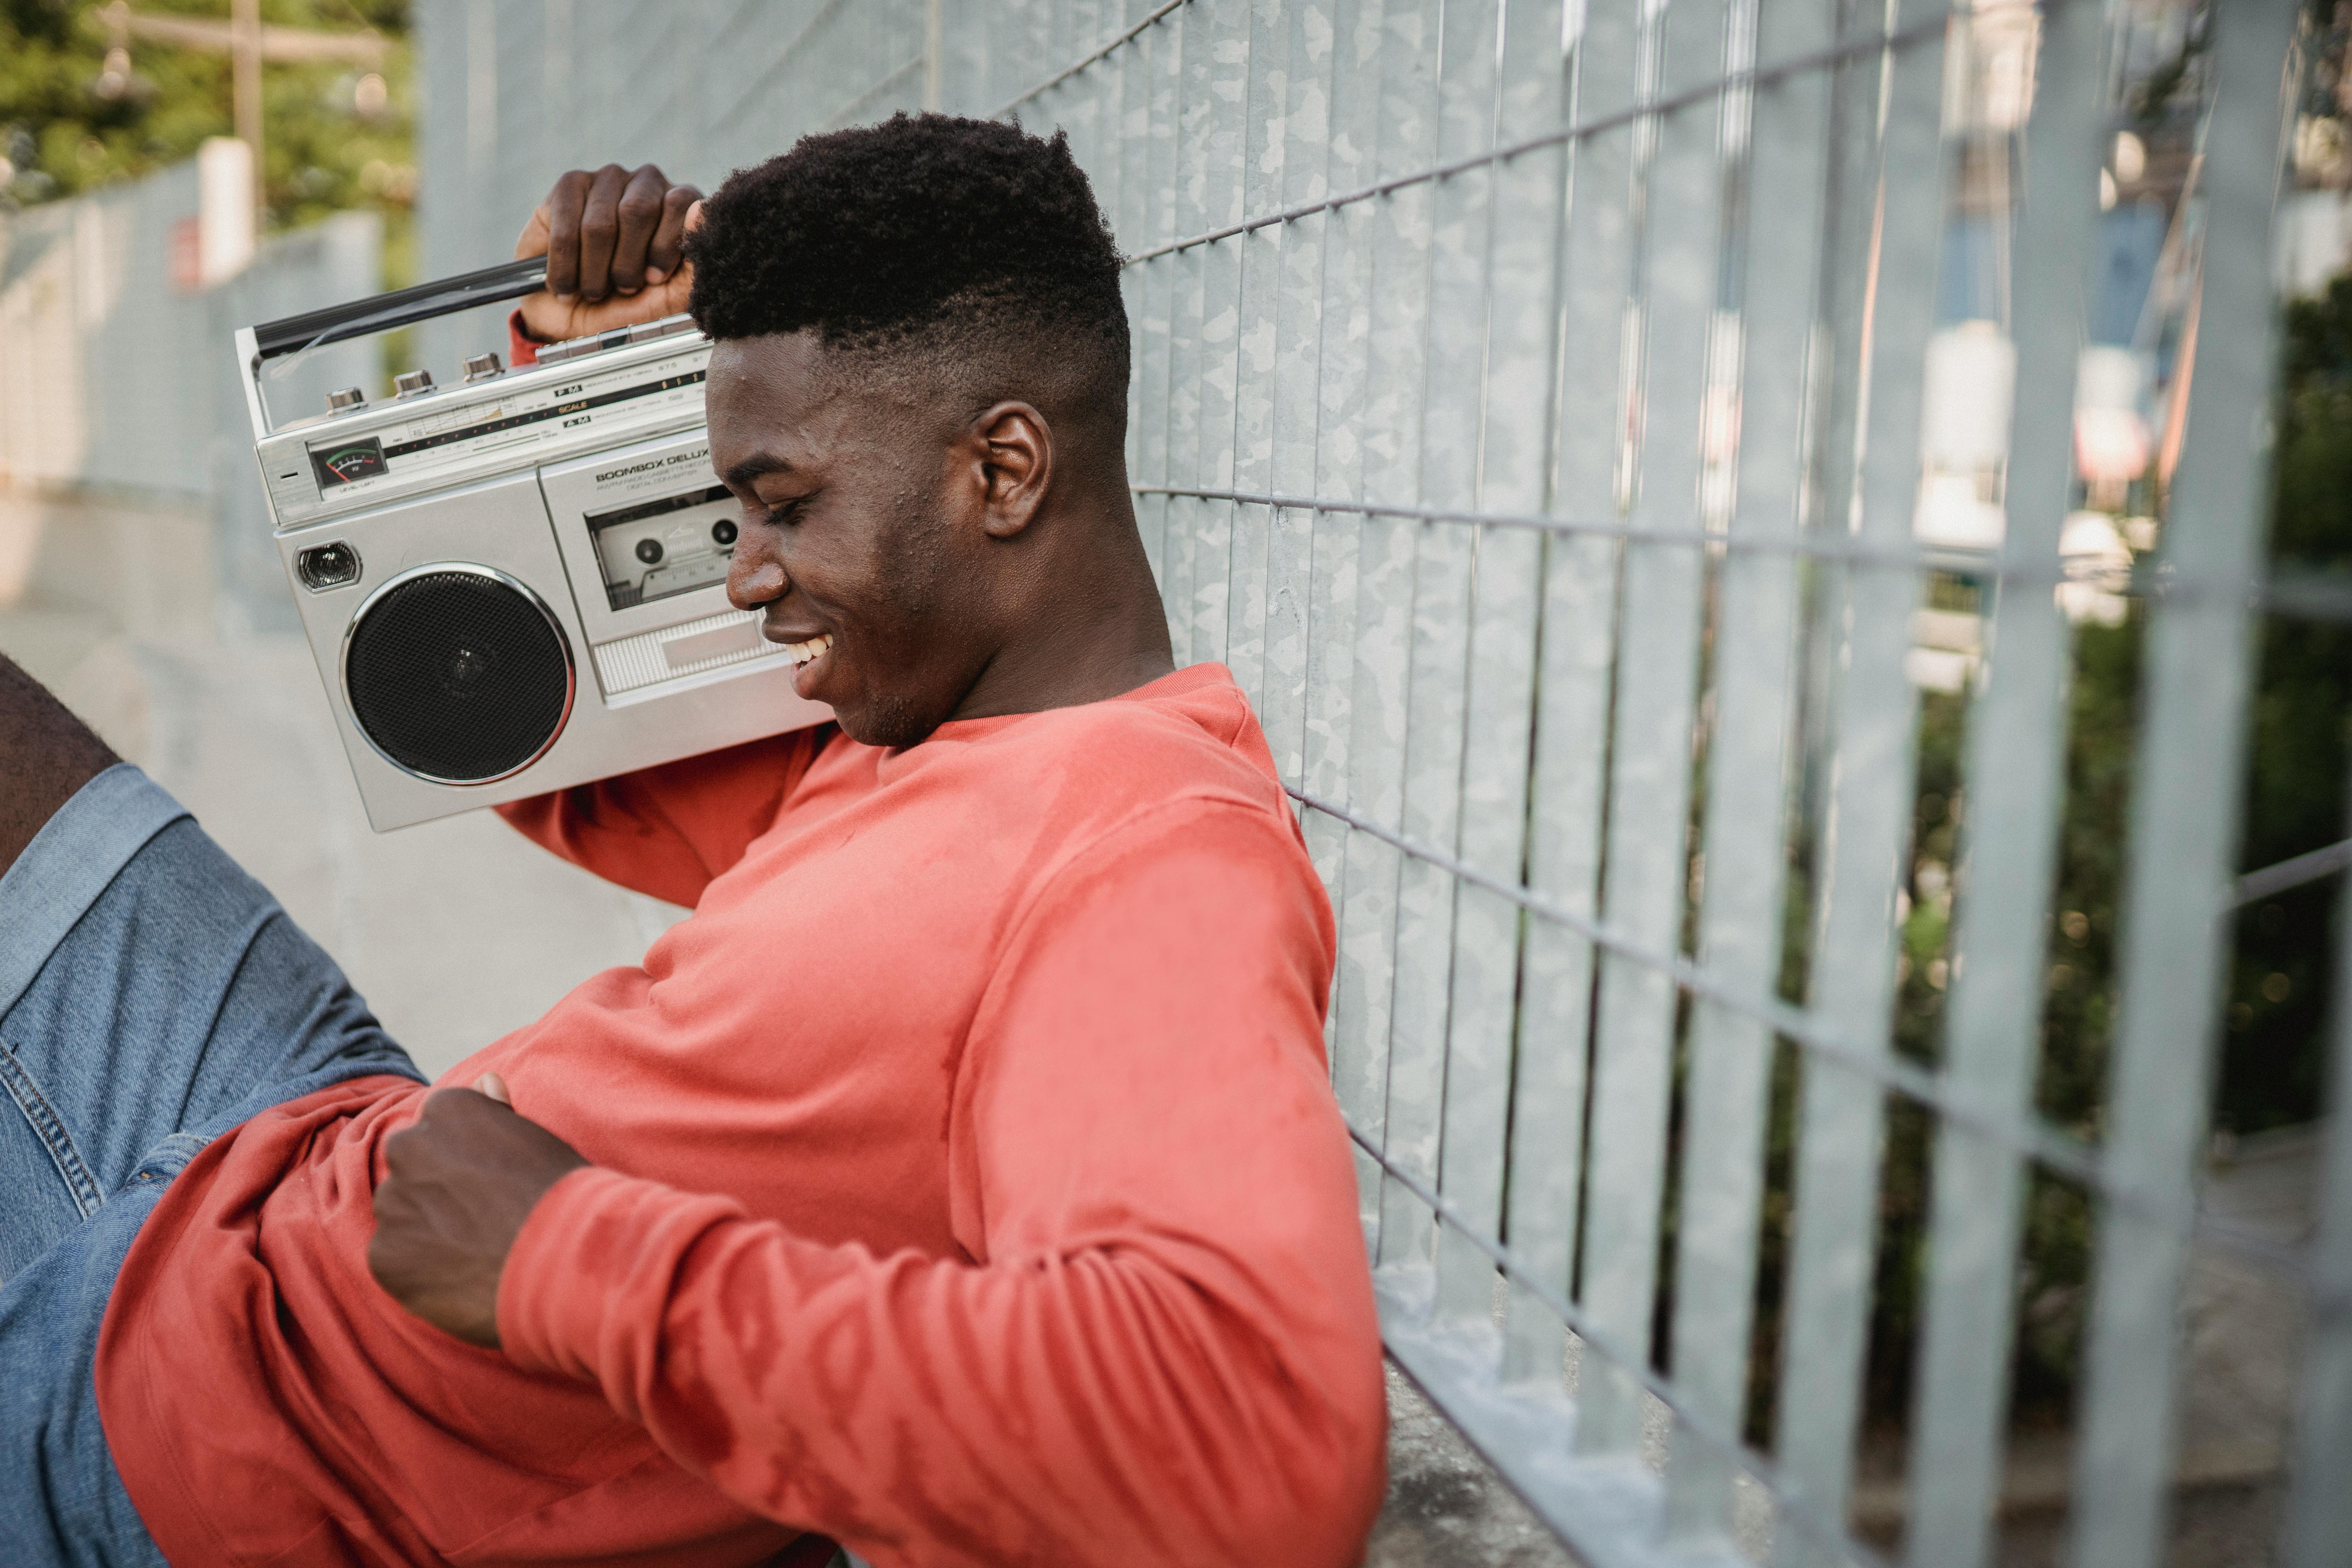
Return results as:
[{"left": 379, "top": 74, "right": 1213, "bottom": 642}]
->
[
  {"left": 254, "top": 256, "right": 549, "bottom": 360},
  {"left": 235, "top": 256, "right": 551, "bottom": 439}
]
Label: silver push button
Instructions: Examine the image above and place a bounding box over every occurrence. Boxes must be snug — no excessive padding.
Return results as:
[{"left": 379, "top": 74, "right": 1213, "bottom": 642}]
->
[
  {"left": 461, "top": 351, "right": 504, "bottom": 383},
  {"left": 326, "top": 386, "right": 367, "bottom": 414},
  {"left": 394, "top": 369, "right": 436, "bottom": 399}
]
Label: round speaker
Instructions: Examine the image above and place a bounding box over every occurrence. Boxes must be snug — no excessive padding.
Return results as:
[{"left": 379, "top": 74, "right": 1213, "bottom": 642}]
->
[{"left": 341, "top": 564, "right": 574, "bottom": 784}]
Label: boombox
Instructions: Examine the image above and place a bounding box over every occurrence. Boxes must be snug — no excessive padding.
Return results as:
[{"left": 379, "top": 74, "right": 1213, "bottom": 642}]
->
[{"left": 236, "top": 258, "right": 829, "bottom": 831}]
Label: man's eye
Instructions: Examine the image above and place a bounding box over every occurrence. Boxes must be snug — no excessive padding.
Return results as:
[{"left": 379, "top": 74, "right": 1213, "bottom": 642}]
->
[{"left": 754, "top": 499, "right": 802, "bottom": 527}]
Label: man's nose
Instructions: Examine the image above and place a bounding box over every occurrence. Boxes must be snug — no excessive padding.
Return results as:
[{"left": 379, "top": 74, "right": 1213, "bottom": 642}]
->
[{"left": 726, "top": 538, "right": 787, "bottom": 611}]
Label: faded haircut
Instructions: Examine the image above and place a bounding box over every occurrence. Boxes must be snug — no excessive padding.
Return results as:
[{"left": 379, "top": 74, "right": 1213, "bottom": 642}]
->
[{"left": 684, "top": 113, "right": 1130, "bottom": 435}]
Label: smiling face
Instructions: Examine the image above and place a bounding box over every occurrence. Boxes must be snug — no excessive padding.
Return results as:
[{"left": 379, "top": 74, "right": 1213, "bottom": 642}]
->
[{"left": 709, "top": 330, "right": 1000, "bottom": 748}]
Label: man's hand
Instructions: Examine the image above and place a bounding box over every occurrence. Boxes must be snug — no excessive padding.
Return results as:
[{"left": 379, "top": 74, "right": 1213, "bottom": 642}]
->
[
  {"left": 369, "top": 1074, "right": 588, "bottom": 1348},
  {"left": 514, "top": 163, "right": 704, "bottom": 343}
]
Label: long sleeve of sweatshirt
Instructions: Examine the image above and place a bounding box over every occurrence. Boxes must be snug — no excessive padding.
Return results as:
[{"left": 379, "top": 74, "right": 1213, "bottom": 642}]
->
[
  {"left": 494, "top": 799, "right": 1388, "bottom": 1568},
  {"left": 494, "top": 727, "right": 832, "bottom": 906}
]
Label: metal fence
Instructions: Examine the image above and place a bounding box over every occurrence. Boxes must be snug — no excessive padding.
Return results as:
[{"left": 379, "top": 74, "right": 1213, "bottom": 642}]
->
[
  {"left": 410, "top": 2, "right": 2345, "bottom": 1564},
  {"left": 0, "top": 163, "right": 380, "bottom": 627}
]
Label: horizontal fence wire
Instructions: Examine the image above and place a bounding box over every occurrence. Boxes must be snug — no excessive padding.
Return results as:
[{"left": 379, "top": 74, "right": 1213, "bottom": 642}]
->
[
  {"left": 2236, "top": 838, "right": 2352, "bottom": 905},
  {"left": 994, "top": 0, "right": 1189, "bottom": 118},
  {"left": 1130, "top": 484, "right": 2352, "bottom": 624},
  {"left": 1117, "top": 7, "right": 1958, "bottom": 265},
  {"left": 1288, "top": 784, "right": 2313, "bottom": 1284}
]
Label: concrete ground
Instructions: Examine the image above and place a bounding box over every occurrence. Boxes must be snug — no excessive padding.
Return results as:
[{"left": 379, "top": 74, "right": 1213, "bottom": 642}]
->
[{"left": 1, "top": 484, "right": 1575, "bottom": 1566}]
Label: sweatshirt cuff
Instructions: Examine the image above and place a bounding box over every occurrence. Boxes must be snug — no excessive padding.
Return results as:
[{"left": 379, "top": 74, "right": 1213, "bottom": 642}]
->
[
  {"left": 498, "top": 1165, "right": 746, "bottom": 1411},
  {"left": 508, "top": 308, "right": 545, "bottom": 366}
]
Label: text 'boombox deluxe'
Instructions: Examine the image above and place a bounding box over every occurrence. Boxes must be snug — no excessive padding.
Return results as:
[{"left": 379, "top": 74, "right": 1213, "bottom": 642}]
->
[{"left": 238, "top": 259, "right": 829, "bottom": 831}]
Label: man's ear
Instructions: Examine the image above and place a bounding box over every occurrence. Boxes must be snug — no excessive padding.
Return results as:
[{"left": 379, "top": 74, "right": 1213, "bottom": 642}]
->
[{"left": 965, "top": 401, "right": 1053, "bottom": 540}]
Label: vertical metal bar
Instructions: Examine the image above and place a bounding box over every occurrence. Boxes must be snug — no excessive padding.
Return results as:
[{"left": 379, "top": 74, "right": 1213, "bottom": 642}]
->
[
  {"left": 2287, "top": 829, "right": 2352, "bottom": 1568},
  {"left": 1904, "top": 5, "right": 2106, "bottom": 1564},
  {"left": 1435, "top": 0, "right": 1565, "bottom": 1326},
  {"left": 1318, "top": 0, "right": 1391, "bottom": 1226},
  {"left": 1185, "top": 0, "right": 1251, "bottom": 669},
  {"left": 1502, "top": 0, "right": 1640, "bottom": 1385},
  {"left": 1116, "top": 0, "right": 1157, "bottom": 501},
  {"left": 1260, "top": 0, "right": 1337, "bottom": 788},
  {"left": 1771, "top": 4, "right": 1950, "bottom": 1553},
  {"left": 1370, "top": 0, "right": 1465, "bottom": 1275},
  {"left": 1223, "top": 0, "right": 1289, "bottom": 712},
  {"left": 1348, "top": 0, "right": 1439, "bottom": 1268},
  {"left": 1663, "top": 0, "right": 1822, "bottom": 1540},
  {"left": 1025, "top": 0, "right": 1059, "bottom": 119},
  {"left": 2070, "top": 2, "right": 2296, "bottom": 1563},
  {"left": 1089, "top": 3, "right": 1126, "bottom": 280},
  {"left": 1133, "top": 2, "right": 1187, "bottom": 590},
  {"left": 1576, "top": 0, "right": 1734, "bottom": 1456},
  {"left": 1066, "top": 0, "right": 1107, "bottom": 178},
  {"left": 1163, "top": 2, "right": 1211, "bottom": 660},
  {"left": 1418, "top": 0, "right": 1513, "bottom": 1327}
]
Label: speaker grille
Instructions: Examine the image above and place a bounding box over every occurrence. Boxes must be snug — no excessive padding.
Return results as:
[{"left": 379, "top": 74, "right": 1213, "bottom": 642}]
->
[{"left": 345, "top": 568, "right": 572, "bottom": 783}]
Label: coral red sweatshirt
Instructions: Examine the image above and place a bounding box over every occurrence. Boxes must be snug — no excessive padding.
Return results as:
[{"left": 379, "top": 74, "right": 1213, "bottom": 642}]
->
[{"left": 95, "top": 663, "right": 1386, "bottom": 1567}]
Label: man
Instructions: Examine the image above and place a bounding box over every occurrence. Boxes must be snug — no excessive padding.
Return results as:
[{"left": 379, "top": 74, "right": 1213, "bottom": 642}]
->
[{"left": 0, "top": 116, "right": 1385, "bottom": 1566}]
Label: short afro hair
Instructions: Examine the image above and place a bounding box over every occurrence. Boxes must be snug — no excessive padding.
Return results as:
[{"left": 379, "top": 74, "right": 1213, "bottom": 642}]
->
[{"left": 685, "top": 114, "right": 1129, "bottom": 428}]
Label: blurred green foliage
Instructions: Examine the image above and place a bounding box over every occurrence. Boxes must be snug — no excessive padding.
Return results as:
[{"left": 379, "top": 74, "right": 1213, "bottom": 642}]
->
[
  {"left": 1724, "top": 280, "right": 2352, "bottom": 1457},
  {"left": 2220, "top": 278, "right": 2352, "bottom": 1134},
  {"left": 0, "top": 0, "right": 413, "bottom": 277}
]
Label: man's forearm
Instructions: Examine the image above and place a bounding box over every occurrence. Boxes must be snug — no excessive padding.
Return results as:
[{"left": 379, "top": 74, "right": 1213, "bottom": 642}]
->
[{"left": 0, "top": 651, "right": 119, "bottom": 878}]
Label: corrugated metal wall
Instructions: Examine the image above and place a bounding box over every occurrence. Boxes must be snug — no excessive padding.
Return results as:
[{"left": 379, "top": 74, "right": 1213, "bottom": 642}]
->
[{"left": 410, "top": 4, "right": 2343, "bottom": 1566}]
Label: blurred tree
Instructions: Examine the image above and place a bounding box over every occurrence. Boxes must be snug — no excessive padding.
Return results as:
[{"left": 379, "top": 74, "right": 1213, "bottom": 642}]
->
[{"left": 0, "top": 0, "right": 413, "bottom": 276}]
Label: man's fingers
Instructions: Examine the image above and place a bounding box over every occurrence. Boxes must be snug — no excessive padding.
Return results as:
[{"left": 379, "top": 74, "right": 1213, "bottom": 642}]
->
[
  {"left": 474, "top": 1071, "right": 512, "bottom": 1106},
  {"left": 539, "top": 169, "right": 592, "bottom": 298},
  {"left": 608, "top": 165, "right": 671, "bottom": 295},
  {"left": 513, "top": 205, "right": 551, "bottom": 262},
  {"left": 576, "top": 163, "right": 635, "bottom": 303},
  {"left": 646, "top": 184, "right": 704, "bottom": 282}
]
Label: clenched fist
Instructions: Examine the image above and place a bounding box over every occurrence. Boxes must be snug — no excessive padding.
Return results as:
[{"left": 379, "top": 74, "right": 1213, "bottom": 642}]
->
[{"left": 368, "top": 1074, "right": 588, "bottom": 1348}]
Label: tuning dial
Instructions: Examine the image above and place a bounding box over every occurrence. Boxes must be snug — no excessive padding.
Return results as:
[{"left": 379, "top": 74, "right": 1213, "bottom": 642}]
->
[
  {"left": 326, "top": 386, "right": 367, "bottom": 414},
  {"left": 394, "top": 369, "right": 436, "bottom": 399},
  {"left": 461, "top": 351, "right": 504, "bottom": 383}
]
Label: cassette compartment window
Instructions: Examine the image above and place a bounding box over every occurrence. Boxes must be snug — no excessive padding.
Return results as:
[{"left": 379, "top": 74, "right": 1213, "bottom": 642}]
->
[{"left": 586, "top": 485, "right": 740, "bottom": 610}]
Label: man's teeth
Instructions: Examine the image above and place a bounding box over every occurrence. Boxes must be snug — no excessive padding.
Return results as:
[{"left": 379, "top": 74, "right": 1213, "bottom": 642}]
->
[{"left": 782, "top": 633, "right": 834, "bottom": 667}]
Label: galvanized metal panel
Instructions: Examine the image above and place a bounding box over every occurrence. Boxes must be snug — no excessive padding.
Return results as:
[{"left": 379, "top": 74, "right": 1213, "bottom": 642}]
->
[
  {"left": 1390, "top": 0, "right": 1499, "bottom": 1320},
  {"left": 1433, "top": 0, "right": 1565, "bottom": 1333},
  {"left": 1132, "top": 4, "right": 1187, "bottom": 586},
  {"left": 1181, "top": 0, "right": 1250, "bottom": 669},
  {"left": 1903, "top": 6, "right": 2107, "bottom": 1564},
  {"left": 1500, "top": 0, "right": 1641, "bottom": 1391},
  {"left": 1770, "top": 4, "right": 1950, "bottom": 1552},
  {"left": 1314, "top": 0, "right": 1392, "bottom": 1224},
  {"left": 1353, "top": 0, "right": 1444, "bottom": 1272},
  {"left": 1161, "top": 2, "right": 1212, "bottom": 664},
  {"left": 1259, "top": 0, "right": 1338, "bottom": 788},
  {"left": 2070, "top": 3, "right": 2299, "bottom": 1564},
  {"left": 1577, "top": 0, "right": 1734, "bottom": 1459},
  {"left": 1222, "top": 0, "right": 1289, "bottom": 711},
  {"left": 1663, "top": 0, "right": 1821, "bottom": 1543}
]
